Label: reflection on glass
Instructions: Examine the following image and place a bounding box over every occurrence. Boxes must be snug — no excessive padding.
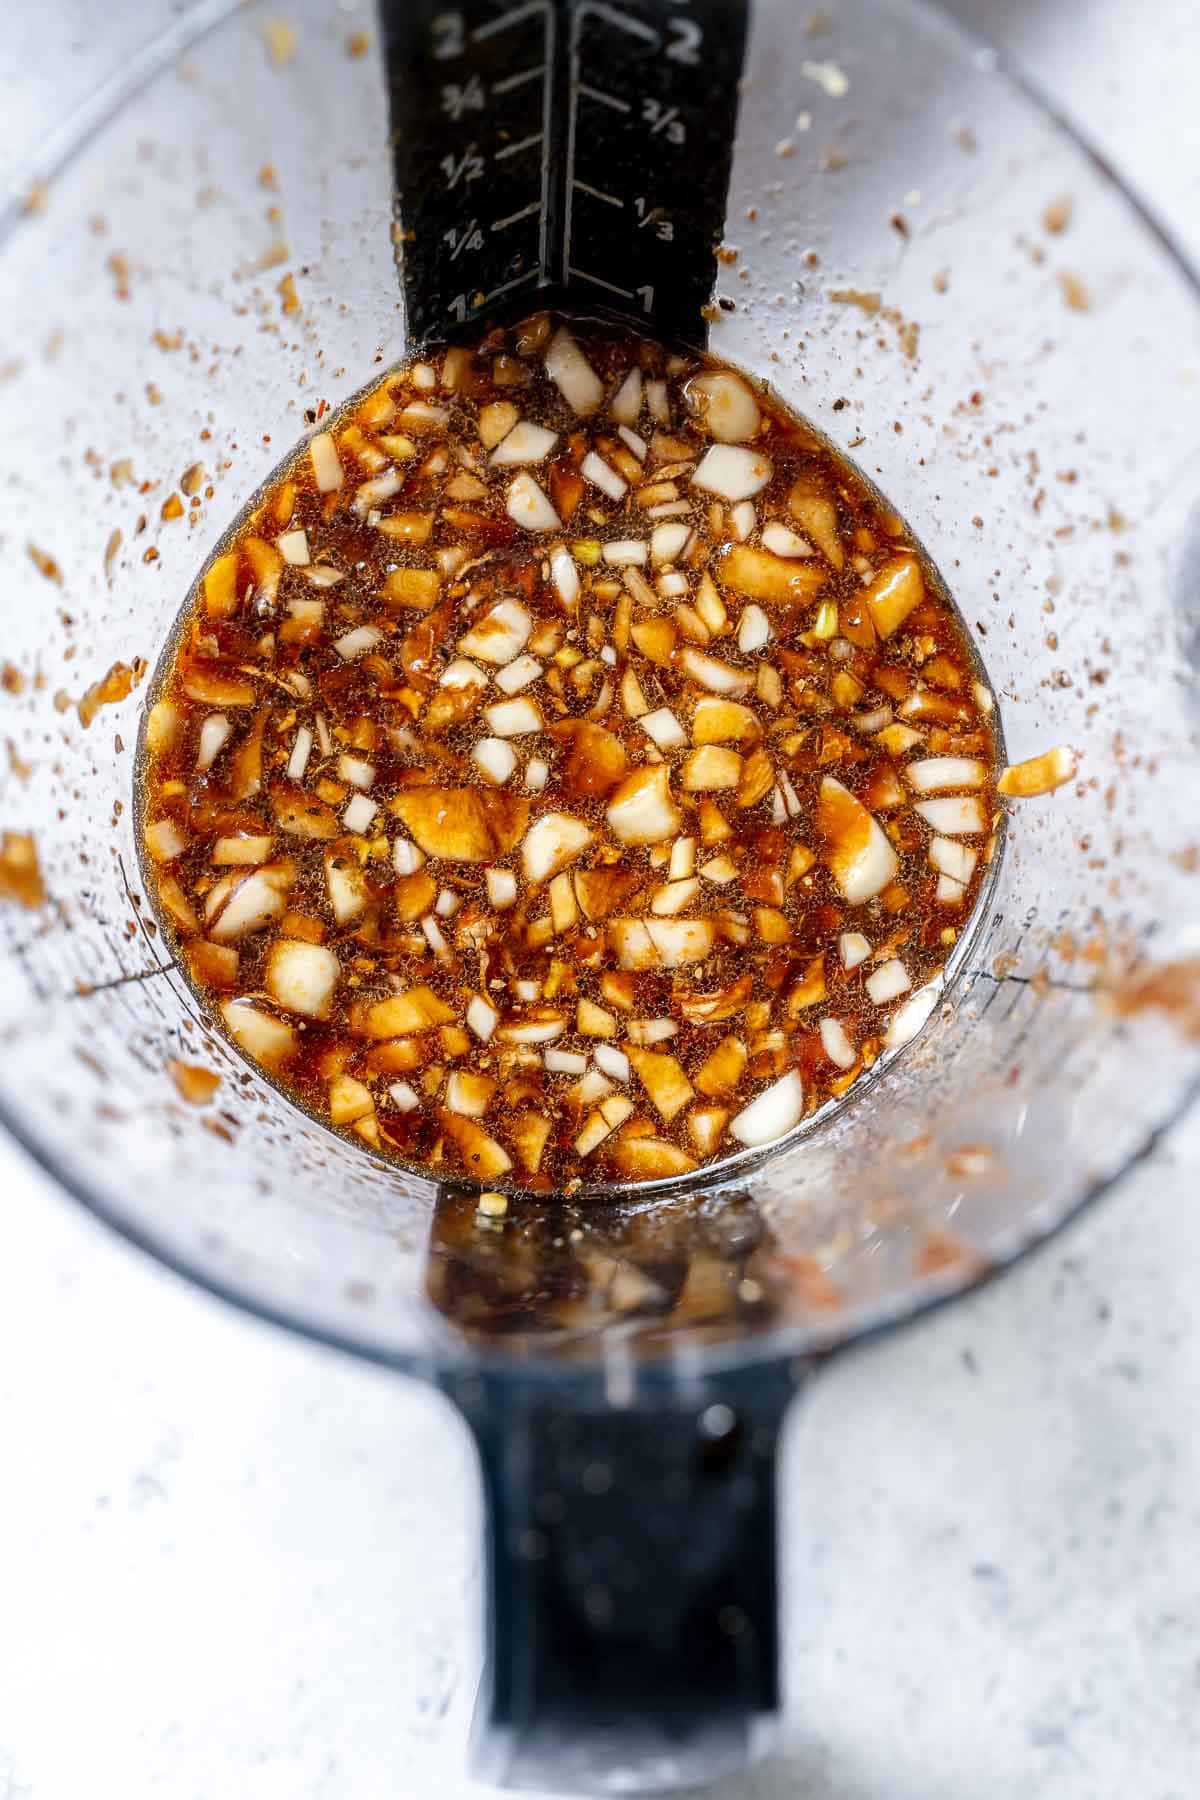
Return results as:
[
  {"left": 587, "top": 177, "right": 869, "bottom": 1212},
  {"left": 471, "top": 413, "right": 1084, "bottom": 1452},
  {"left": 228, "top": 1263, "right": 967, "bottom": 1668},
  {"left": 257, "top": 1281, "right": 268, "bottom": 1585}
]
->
[{"left": 425, "top": 1181, "right": 805, "bottom": 1356}]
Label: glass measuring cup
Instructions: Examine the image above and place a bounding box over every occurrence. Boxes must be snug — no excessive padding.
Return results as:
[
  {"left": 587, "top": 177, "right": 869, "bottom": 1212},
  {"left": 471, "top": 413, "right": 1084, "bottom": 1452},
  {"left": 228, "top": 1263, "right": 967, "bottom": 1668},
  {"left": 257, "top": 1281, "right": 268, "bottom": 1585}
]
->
[{"left": 1, "top": 0, "right": 1198, "bottom": 1788}]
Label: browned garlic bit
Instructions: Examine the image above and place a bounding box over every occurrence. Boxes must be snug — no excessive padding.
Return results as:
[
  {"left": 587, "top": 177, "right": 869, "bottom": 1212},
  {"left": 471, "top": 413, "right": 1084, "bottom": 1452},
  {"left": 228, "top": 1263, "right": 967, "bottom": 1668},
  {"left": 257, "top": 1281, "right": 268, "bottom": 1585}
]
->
[
  {"left": 167, "top": 1060, "right": 222, "bottom": 1105},
  {"left": 997, "top": 745, "right": 1076, "bottom": 798},
  {"left": 140, "top": 315, "right": 1001, "bottom": 1190},
  {"left": 0, "top": 830, "right": 46, "bottom": 909}
]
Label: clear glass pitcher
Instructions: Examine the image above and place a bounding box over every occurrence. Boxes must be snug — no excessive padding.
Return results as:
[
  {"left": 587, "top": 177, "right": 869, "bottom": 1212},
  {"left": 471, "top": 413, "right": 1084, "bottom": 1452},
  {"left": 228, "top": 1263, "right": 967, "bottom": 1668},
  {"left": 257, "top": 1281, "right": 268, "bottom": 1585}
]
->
[{"left": 2, "top": 0, "right": 1198, "bottom": 1789}]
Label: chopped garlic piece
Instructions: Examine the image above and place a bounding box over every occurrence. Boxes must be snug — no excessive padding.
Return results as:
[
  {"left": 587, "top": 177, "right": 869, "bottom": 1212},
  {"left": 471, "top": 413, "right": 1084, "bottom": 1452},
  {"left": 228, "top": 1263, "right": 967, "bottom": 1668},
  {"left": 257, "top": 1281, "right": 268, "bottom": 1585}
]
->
[
  {"left": 685, "top": 369, "right": 761, "bottom": 443},
  {"left": 884, "top": 983, "right": 939, "bottom": 1049},
  {"left": 760, "top": 522, "right": 810, "bottom": 558},
  {"left": 342, "top": 793, "right": 377, "bottom": 834},
  {"left": 640, "top": 707, "right": 687, "bottom": 750},
  {"left": 606, "top": 766, "right": 682, "bottom": 845},
  {"left": 913, "top": 796, "right": 987, "bottom": 836},
  {"left": 545, "top": 326, "right": 604, "bottom": 414},
  {"left": 196, "top": 713, "right": 231, "bottom": 771},
  {"left": 495, "top": 654, "right": 542, "bottom": 694},
  {"left": 277, "top": 528, "right": 310, "bottom": 566},
  {"left": 146, "top": 819, "right": 187, "bottom": 862},
  {"left": 421, "top": 914, "right": 451, "bottom": 962},
  {"left": 839, "top": 931, "right": 871, "bottom": 970},
  {"left": 352, "top": 470, "right": 403, "bottom": 516},
  {"left": 491, "top": 420, "right": 558, "bottom": 466},
  {"left": 700, "top": 854, "right": 738, "bottom": 884},
  {"left": 467, "top": 994, "right": 499, "bottom": 1041},
  {"left": 669, "top": 836, "right": 696, "bottom": 880},
  {"left": 651, "top": 521, "right": 692, "bottom": 565},
  {"left": 997, "top": 745, "right": 1077, "bottom": 798},
  {"left": 506, "top": 472, "right": 561, "bottom": 531},
  {"left": 309, "top": 431, "right": 342, "bottom": 492},
  {"left": 819, "top": 1018, "right": 857, "bottom": 1069},
  {"left": 486, "top": 867, "right": 517, "bottom": 908},
  {"left": 730, "top": 1069, "right": 804, "bottom": 1146},
  {"left": 609, "top": 367, "right": 643, "bottom": 425},
  {"left": 603, "top": 539, "right": 648, "bottom": 566},
  {"left": 460, "top": 598, "right": 532, "bottom": 665},
  {"left": 730, "top": 500, "right": 756, "bottom": 541},
  {"left": 286, "top": 724, "right": 313, "bottom": 781},
  {"left": 928, "top": 836, "right": 977, "bottom": 884},
  {"left": 551, "top": 549, "right": 580, "bottom": 608},
  {"left": 333, "top": 625, "right": 383, "bottom": 661},
  {"left": 680, "top": 647, "right": 754, "bottom": 696},
  {"left": 818, "top": 776, "right": 898, "bottom": 903},
  {"left": 473, "top": 737, "right": 518, "bottom": 783},
  {"left": 266, "top": 939, "right": 340, "bottom": 1020},
  {"left": 865, "top": 959, "right": 911, "bottom": 1005},
  {"left": 594, "top": 1043, "right": 630, "bottom": 1082},
  {"left": 392, "top": 837, "right": 426, "bottom": 875},
  {"left": 737, "top": 604, "right": 772, "bottom": 653},
  {"left": 691, "top": 444, "right": 772, "bottom": 502},
  {"left": 336, "top": 753, "right": 375, "bottom": 789},
  {"left": 399, "top": 400, "right": 449, "bottom": 430},
  {"left": 446, "top": 1070, "right": 493, "bottom": 1118},
  {"left": 645, "top": 378, "right": 670, "bottom": 423},
  {"left": 522, "top": 812, "right": 593, "bottom": 882},
  {"left": 485, "top": 696, "right": 543, "bottom": 737},
  {"left": 440, "top": 657, "right": 488, "bottom": 690},
  {"left": 582, "top": 452, "right": 628, "bottom": 502},
  {"left": 478, "top": 400, "right": 519, "bottom": 449},
  {"left": 905, "top": 756, "right": 987, "bottom": 794},
  {"left": 650, "top": 879, "right": 699, "bottom": 916}
]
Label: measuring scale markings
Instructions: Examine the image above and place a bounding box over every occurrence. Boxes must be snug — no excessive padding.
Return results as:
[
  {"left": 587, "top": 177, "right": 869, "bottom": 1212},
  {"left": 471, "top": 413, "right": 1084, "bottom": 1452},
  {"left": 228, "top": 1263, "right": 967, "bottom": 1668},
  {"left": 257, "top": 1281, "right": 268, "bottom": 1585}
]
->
[
  {"left": 561, "top": 0, "right": 657, "bottom": 307},
  {"left": 382, "top": 1, "right": 558, "bottom": 338},
  {"left": 381, "top": 0, "right": 748, "bottom": 344},
  {"left": 562, "top": 0, "right": 748, "bottom": 341}
]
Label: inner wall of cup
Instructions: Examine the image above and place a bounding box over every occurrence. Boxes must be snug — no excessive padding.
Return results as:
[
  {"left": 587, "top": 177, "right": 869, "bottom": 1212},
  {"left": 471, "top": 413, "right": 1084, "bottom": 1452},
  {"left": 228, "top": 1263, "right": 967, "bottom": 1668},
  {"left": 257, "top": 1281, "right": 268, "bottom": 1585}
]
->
[{"left": 0, "top": 0, "right": 1198, "bottom": 1366}]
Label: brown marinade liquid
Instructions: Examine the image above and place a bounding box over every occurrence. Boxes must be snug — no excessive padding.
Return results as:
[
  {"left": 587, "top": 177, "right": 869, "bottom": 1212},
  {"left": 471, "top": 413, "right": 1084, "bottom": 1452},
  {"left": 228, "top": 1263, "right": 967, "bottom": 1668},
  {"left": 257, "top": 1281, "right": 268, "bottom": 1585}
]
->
[{"left": 140, "top": 313, "right": 999, "bottom": 1192}]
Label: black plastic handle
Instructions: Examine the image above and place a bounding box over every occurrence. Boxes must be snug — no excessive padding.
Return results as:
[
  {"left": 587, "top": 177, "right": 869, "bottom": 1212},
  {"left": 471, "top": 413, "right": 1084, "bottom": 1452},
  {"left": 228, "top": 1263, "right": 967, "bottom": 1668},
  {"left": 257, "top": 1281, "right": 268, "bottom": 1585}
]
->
[
  {"left": 379, "top": 0, "right": 749, "bottom": 348},
  {"left": 442, "top": 1362, "right": 800, "bottom": 1792}
]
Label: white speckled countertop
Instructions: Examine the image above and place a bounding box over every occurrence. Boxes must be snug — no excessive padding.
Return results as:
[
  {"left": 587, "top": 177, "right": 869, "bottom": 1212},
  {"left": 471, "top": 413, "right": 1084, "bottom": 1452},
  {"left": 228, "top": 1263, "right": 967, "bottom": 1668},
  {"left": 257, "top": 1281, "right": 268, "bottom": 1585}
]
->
[{"left": 2, "top": 4, "right": 1199, "bottom": 1795}]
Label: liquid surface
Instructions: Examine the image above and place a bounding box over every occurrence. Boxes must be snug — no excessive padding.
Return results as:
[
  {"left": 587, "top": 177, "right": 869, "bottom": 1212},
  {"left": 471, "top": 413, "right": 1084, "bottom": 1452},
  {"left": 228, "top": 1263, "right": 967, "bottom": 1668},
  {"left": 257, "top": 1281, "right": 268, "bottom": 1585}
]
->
[{"left": 140, "top": 314, "right": 999, "bottom": 1191}]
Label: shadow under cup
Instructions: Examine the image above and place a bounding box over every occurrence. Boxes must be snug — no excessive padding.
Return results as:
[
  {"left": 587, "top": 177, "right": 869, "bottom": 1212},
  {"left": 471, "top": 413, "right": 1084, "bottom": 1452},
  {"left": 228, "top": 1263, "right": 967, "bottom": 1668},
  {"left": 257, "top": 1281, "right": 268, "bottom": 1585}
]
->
[{"left": 1, "top": 0, "right": 1198, "bottom": 1789}]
